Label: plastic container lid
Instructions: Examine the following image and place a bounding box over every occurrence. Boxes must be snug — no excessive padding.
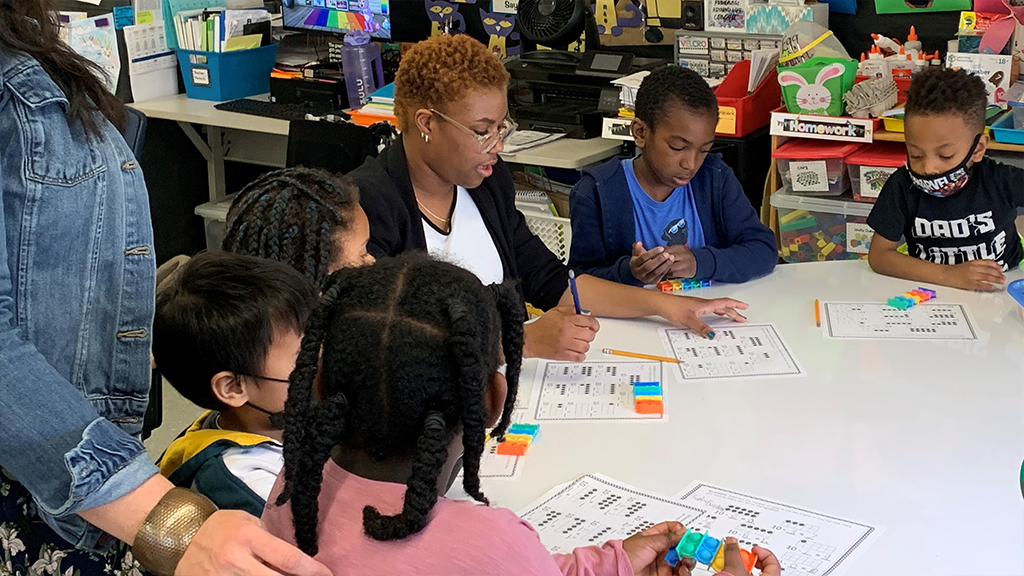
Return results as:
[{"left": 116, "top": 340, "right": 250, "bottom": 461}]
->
[
  {"left": 845, "top": 141, "right": 907, "bottom": 168},
  {"left": 769, "top": 190, "right": 873, "bottom": 217},
  {"left": 1009, "top": 279, "right": 1024, "bottom": 309},
  {"left": 772, "top": 138, "right": 865, "bottom": 160},
  {"left": 194, "top": 194, "right": 237, "bottom": 222}
]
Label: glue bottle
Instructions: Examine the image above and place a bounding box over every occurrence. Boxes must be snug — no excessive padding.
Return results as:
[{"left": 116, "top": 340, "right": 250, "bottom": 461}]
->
[
  {"left": 889, "top": 53, "right": 914, "bottom": 79},
  {"left": 904, "top": 26, "right": 922, "bottom": 55},
  {"left": 872, "top": 33, "right": 902, "bottom": 56},
  {"left": 912, "top": 51, "right": 927, "bottom": 76}
]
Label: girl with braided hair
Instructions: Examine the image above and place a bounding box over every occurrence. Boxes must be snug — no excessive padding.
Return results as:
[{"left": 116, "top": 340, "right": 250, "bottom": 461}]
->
[
  {"left": 223, "top": 167, "right": 374, "bottom": 290},
  {"left": 261, "top": 254, "right": 778, "bottom": 576}
]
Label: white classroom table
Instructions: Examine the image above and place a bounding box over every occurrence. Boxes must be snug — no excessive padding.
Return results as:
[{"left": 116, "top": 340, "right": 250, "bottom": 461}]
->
[
  {"left": 129, "top": 94, "right": 622, "bottom": 202},
  {"left": 470, "top": 260, "right": 1024, "bottom": 576}
]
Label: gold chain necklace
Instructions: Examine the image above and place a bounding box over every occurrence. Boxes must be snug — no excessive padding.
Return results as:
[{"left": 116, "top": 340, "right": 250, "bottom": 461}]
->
[{"left": 416, "top": 193, "right": 453, "bottom": 224}]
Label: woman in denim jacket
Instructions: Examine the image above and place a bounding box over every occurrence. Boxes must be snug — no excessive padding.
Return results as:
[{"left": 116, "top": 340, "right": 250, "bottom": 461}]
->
[{"left": 0, "top": 2, "right": 330, "bottom": 575}]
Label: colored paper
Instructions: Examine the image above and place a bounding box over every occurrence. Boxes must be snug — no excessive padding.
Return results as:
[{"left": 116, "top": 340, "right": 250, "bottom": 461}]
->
[
  {"left": 136, "top": 10, "right": 155, "bottom": 23},
  {"left": 224, "top": 33, "right": 262, "bottom": 51},
  {"left": 874, "top": 0, "right": 970, "bottom": 15}
]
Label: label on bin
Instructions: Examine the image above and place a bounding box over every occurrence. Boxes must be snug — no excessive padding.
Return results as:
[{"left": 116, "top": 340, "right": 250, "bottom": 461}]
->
[
  {"left": 790, "top": 161, "right": 829, "bottom": 193},
  {"left": 191, "top": 66, "right": 210, "bottom": 87},
  {"left": 846, "top": 223, "right": 874, "bottom": 254},
  {"left": 858, "top": 166, "right": 898, "bottom": 199},
  {"left": 678, "top": 36, "right": 710, "bottom": 54},
  {"left": 716, "top": 106, "right": 737, "bottom": 135}
]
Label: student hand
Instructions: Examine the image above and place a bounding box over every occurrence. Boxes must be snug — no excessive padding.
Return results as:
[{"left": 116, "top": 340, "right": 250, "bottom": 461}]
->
[
  {"left": 720, "top": 537, "right": 782, "bottom": 576},
  {"left": 662, "top": 245, "right": 697, "bottom": 279},
  {"left": 523, "top": 306, "right": 600, "bottom": 361},
  {"left": 175, "top": 510, "right": 332, "bottom": 576},
  {"left": 943, "top": 260, "right": 1006, "bottom": 291},
  {"left": 656, "top": 296, "right": 748, "bottom": 339},
  {"left": 630, "top": 242, "right": 674, "bottom": 285},
  {"left": 622, "top": 521, "right": 695, "bottom": 576}
]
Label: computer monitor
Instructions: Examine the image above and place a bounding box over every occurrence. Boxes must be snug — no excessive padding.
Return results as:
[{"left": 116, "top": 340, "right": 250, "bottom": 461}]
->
[{"left": 283, "top": 0, "right": 393, "bottom": 41}]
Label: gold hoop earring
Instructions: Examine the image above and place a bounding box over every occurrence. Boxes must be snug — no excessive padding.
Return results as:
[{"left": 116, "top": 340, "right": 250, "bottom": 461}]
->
[{"left": 421, "top": 132, "right": 430, "bottom": 144}]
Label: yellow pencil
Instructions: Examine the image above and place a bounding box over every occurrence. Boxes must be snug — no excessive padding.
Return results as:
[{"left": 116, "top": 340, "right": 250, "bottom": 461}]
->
[
  {"left": 815, "top": 299, "right": 821, "bottom": 328},
  {"left": 602, "top": 348, "right": 680, "bottom": 363}
]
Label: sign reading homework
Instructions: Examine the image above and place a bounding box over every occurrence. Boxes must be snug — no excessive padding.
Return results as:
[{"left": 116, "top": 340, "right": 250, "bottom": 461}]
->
[{"left": 770, "top": 112, "right": 874, "bottom": 143}]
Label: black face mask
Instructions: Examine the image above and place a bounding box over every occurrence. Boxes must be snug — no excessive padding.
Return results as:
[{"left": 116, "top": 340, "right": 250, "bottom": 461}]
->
[
  {"left": 237, "top": 374, "right": 289, "bottom": 430},
  {"left": 907, "top": 133, "right": 981, "bottom": 198}
]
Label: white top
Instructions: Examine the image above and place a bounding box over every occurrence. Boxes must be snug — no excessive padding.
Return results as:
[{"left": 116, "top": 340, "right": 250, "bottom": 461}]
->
[
  {"left": 422, "top": 186, "right": 504, "bottom": 286},
  {"left": 458, "top": 260, "right": 1024, "bottom": 576},
  {"left": 203, "top": 413, "right": 283, "bottom": 501}
]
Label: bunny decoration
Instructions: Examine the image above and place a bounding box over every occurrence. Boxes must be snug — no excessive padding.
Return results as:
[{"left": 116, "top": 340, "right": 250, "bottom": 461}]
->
[{"left": 778, "top": 62, "right": 851, "bottom": 116}]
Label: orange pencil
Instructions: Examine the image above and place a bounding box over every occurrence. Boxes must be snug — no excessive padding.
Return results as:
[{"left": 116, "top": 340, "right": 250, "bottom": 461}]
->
[
  {"left": 815, "top": 299, "right": 821, "bottom": 328},
  {"left": 602, "top": 348, "right": 680, "bottom": 363}
]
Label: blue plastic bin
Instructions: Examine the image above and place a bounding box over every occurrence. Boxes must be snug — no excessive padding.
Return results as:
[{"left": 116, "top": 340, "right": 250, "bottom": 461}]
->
[
  {"left": 990, "top": 113, "right": 1024, "bottom": 146},
  {"left": 1010, "top": 279, "right": 1024, "bottom": 325},
  {"left": 177, "top": 44, "right": 278, "bottom": 102}
]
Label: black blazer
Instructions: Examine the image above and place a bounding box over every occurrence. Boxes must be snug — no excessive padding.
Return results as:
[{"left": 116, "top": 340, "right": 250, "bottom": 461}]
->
[{"left": 348, "top": 137, "right": 569, "bottom": 311}]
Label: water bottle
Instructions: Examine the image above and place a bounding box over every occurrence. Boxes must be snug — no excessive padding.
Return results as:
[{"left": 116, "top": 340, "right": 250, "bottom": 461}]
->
[{"left": 341, "top": 31, "right": 385, "bottom": 108}]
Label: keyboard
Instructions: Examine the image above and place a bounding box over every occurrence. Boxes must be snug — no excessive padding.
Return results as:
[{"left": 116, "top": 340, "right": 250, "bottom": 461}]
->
[{"left": 214, "top": 98, "right": 346, "bottom": 121}]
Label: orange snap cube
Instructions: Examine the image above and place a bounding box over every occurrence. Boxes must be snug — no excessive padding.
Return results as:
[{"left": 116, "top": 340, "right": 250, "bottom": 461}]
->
[
  {"left": 739, "top": 549, "right": 756, "bottom": 573},
  {"left": 496, "top": 442, "right": 527, "bottom": 456},
  {"left": 635, "top": 400, "right": 663, "bottom": 415}
]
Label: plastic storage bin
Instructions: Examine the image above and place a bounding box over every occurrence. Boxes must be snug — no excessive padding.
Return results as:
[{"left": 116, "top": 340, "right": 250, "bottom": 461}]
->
[
  {"left": 846, "top": 142, "right": 906, "bottom": 203},
  {"left": 990, "top": 113, "right": 1024, "bottom": 145},
  {"left": 772, "top": 139, "right": 863, "bottom": 196},
  {"left": 178, "top": 44, "right": 278, "bottom": 102},
  {"left": 770, "top": 191, "right": 873, "bottom": 262},
  {"left": 1009, "top": 279, "right": 1024, "bottom": 325},
  {"left": 194, "top": 194, "right": 236, "bottom": 251},
  {"left": 713, "top": 59, "right": 781, "bottom": 138}
]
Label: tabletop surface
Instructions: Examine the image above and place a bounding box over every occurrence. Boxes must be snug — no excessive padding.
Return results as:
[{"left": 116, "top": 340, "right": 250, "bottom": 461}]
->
[
  {"left": 129, "top": 94, "right": 621, "bottom": 168},
  {"left": 466, "top": 260, "right": 1024, "bottom": 576}
]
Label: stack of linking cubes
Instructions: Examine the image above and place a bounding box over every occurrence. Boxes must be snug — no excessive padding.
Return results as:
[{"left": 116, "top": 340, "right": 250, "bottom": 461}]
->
[
  {"left": 886, "top": 287, "right": 937, "bottom": 310},
  {"left": 633, "top": 382, "right": 663, "bottom": 415},
  {"left": 495, "top": 423, "right": 540, "bottom": 456}
]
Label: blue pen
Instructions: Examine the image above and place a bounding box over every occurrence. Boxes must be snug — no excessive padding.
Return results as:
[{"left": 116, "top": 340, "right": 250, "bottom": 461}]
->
[{"left": 568, "top": 270, "right": 582, "bottom": 315}]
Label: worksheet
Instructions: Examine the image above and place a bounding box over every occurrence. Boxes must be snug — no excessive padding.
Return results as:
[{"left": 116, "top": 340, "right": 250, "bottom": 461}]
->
[
  {"left": 457, "top": 378, "right": 533, "bottom": 480},
  {"left": 528, "top": 361, "right": 665, "bottom": 422},
  {"left": 675, "top": 483, "right": 883, "bottom": 576},
  {"left": 518, "top": 474, "right": 706, "bottom": 553},
  {"left": 659, "top": 324, "right": 804, "bottom": 381},
  {"left": 821, "top": 302, "right": 978, "bottom": 340}
]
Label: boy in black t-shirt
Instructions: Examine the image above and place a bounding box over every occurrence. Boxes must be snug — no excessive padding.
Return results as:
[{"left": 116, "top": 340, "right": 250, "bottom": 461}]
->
[{"left": 867, "top": 67, "right": 1024, "bottom": 291}]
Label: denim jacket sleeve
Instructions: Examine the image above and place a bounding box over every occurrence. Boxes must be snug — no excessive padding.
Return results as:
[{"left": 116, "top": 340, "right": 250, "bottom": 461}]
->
[{"left": 0, "top": 49, "right": 157, "bottom": 551}]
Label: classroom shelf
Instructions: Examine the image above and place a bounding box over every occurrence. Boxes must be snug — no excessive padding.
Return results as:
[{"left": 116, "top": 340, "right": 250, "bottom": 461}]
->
[
  {"left": 872, "top": 128, "right": 1024, "bottom": 152},
  {"left": 761, "top": 126, "right": 1024, "bottom": 237}
]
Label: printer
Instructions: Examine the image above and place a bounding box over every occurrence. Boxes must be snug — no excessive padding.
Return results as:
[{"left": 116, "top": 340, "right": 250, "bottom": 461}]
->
[{"left": 506, "top": 50, "right": 666, "bottom": 139}]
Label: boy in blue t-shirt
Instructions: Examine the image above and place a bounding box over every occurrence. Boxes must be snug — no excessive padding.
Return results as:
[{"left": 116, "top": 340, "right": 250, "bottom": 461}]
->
[{"left": 569, "top": 65, "right": 777, "bottom": 286}]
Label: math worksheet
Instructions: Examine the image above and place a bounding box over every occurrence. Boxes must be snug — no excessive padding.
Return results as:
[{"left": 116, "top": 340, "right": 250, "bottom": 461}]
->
[
  {"left": 820, "top": 302, "right": 978, "bottom": 340},
  {"left": 519, "top": 474, "right": 706, "bottom": 553},
  {"left": 659, "top": 324, "right": 804, "bottom": 381},
  {"left": 528, "top": 361, "right": 664, "bottom": 422},
  {"left": 675, "top": 483, "right": 883, "bottom": 576},
  {"left": 459, "top": 379, "right": 534, "bottom": 480}
]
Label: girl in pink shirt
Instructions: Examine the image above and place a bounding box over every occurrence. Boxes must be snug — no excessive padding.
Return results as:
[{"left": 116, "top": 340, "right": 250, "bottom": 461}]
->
[{"left": 262, "top": 254, "right": 780, "bottom": 576}]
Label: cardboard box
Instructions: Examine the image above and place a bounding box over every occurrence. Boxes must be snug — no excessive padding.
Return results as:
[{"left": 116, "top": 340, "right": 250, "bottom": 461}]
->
[{"left": 945, "top": 52, "right": 1015, "bottom": 107}]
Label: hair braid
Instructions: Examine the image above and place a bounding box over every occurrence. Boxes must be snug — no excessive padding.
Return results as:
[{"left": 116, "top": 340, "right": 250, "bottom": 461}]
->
[
  {"left": 275, "top": 278, "right": 347, "bottom": 555},
  {"left": 447, "top": 302, "right": 491, "bottom": 505},
  {"left": 363, "top": 411, "right": 449, "bottom": 540},
  {"left": 223, "top": 167, "right": 360, "bottom": 290},
  {"left": 486, "top": 281, "right": 526, "bottom": 440}
]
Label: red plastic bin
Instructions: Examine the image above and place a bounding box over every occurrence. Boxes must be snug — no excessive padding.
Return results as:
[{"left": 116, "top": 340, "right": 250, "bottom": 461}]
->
[
  {"left": 714, "top": 59, "right": 781, "bottom": 138},
  {"left": 846, "top": 142, "right": 906, "bottom": 203}
]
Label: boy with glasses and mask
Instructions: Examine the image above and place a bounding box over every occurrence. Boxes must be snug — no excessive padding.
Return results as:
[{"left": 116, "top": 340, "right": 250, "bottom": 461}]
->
[
  {"left": 867, "top": 67, "right": 1024, "bottom": 291},
  {"left": 154, "top": 252, "right": 318, "bottom": 516}
]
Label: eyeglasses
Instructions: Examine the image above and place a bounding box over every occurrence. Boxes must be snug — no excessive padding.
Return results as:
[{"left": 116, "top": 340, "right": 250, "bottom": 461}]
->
[
  {"left": 236, "top": 373, "right": 290, "bottom": 384},
  {"left": 430, "top": 108, "right": 517, "bottom": 154}
]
